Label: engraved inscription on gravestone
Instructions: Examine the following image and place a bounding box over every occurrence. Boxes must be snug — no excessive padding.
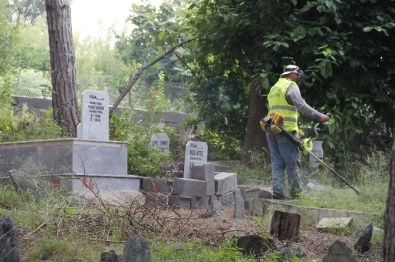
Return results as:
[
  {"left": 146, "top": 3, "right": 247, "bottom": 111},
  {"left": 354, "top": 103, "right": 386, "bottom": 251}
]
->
[
  {"left": 183, "top": 141, "right": 208, "bottom": 179},
  {"left": 81, "top": 90, "right": 109, "bottom": 141},
  {"left": 150, "top": 133, "right": 170, "bottom": 152}
]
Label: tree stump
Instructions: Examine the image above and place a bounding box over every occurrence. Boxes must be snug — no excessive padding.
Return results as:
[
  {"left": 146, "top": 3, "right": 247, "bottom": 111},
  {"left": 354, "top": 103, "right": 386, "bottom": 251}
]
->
[{"left": 270, "top": 210, "right": 300, "bottom": 241}]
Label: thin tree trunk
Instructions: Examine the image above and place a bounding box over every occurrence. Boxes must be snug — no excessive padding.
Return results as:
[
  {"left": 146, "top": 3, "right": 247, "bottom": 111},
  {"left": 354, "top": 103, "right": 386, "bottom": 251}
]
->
[
  {"left": 46, "top": 0, "right": 79, "bottom": 137},
  {"left": 382, "top": 118, "right": 395, "bottom": 260},
  {"left": 242, "top": 83, "right": 268, "bottom": 163}
]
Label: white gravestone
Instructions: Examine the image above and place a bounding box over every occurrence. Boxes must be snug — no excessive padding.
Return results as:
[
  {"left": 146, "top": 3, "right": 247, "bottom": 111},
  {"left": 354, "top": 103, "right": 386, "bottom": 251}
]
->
[
  {"left": 150, "top": 133, "right": 170, "bottom": 152},
  {"left": 183, "top": 141, "right": 208, "bottom": 179},
  {"left": 81, "top": 90, "right": 109, "bottom": 141}
]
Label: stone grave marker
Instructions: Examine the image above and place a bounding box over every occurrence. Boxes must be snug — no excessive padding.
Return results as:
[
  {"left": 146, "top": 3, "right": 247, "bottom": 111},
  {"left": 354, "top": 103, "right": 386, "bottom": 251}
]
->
[
  {"left": 0, "top": 216, "right": 20, "bottom": 262},
  {"left": 81, "top": 90, "right": 109, "bottom": 141},
  {"left": 183, "top": 141, "right": 208, "bottom": 179},
  {"left": 150, "top": 133, "right": 170, "bottom": 152},
  {"left": 123, "top": 235, "right": 151, "bottom": 262}
]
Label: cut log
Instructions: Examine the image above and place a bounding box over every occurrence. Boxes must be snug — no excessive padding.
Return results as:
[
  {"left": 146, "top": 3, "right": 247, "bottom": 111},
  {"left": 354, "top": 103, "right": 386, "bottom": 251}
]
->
[{"left": 270, "top": 210, "right": 300, "bottom": 241}]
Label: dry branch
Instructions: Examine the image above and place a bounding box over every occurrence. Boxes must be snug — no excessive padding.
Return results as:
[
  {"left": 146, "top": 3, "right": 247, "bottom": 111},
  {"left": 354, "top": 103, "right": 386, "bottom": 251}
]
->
[{"left": 109, "top": 39, "right": 193, "bottom": 117}]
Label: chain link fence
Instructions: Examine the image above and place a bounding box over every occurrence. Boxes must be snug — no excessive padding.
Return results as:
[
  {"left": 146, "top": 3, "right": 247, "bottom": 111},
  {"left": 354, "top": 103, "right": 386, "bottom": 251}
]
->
[{"left": 12, "top": 71, "right": 196, "bottom": 113}]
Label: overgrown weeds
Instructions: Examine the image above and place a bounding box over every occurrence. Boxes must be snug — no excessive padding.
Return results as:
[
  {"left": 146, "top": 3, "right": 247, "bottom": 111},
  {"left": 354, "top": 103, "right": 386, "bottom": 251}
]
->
[
  {"left": 0, "top": 106, "right": 64, "bottom": 142},
  {"left": 233, "top": 151, "right": 271, "bottom": 185},
  {"left": 0, "top": 180, "right": 262, "bottom": 261}
]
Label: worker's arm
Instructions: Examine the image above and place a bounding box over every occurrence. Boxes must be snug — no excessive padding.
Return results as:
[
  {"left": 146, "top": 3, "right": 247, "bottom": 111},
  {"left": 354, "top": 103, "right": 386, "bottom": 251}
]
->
[{"left": 286, "top": 84, "right": 328, "bottom": 122}]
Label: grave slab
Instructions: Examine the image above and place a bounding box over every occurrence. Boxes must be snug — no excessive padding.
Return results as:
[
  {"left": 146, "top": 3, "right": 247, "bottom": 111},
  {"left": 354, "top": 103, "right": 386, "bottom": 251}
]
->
[
  {"left": 254, "top": 199, "right": 376, "bottom": 227},
  {"left": 173, "top": 177, "right": 207, "bottom": 197},
  {"left": 215, "top": 172, "right": 237, "bottom": 195},
  {"left": 168, "top": 195, "right": 192, "bottom": 209},
  {"left": 141, "top": 177, "right": 172, "bottom": 193},
  {"left": 316, "top": 217, "right": 353, "bottom": 230},
  {"left": 192, "top": 196, "right": 210, "bottom": 209},
  {"left": 0, "top": 139, "right": 128, "bottom": 176},
  {"left": 191, "top": 163, "right": 215, "bottom": 196},
  {"left": 218, "top": 191, "right": 235, "bottom": 206}
]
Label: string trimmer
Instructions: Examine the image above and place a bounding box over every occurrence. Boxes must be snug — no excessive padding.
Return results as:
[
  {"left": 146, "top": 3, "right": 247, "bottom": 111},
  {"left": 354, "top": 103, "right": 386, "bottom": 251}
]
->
[{"left": 260, "top": 113, "right": 360, "bottom": 195}]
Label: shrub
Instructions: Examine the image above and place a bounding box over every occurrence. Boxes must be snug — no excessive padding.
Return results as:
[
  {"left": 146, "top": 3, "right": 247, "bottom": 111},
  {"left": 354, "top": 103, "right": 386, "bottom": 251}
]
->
[
  {"left": 110, "top": 109, "right": 172, "bottom": 177},
  {"left": 0, "top": 106, "right": 64, "bottom": 142},
  {"left": 200, "top": 129, "right": 242, "bottom": 161}
]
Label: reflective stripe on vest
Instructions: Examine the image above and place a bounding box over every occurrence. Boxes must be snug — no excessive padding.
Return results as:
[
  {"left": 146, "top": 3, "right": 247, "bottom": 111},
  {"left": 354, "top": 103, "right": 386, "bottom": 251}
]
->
[{"left": 267, "top": 78, "right": 299, "bottom": 132}]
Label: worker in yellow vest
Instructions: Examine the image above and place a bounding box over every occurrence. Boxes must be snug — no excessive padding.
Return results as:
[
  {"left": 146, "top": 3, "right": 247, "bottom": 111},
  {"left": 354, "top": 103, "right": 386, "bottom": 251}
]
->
[{"left": 267, "top": 65, "right": 330, "bottom": 199}]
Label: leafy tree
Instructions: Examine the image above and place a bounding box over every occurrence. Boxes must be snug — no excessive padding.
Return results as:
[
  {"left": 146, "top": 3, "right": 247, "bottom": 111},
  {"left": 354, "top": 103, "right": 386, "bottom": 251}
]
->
[
  {"left": 114, "top": 1, "right": 195, "bottom": 111},
  {"left": 73, "top": 35, "right": 130, "bottom": 103},
  {"left": 14, "top": 15, "right": 50, "bottom": 71},
  {"left": 185, "top": 0, "right": 395, "bottom": 163},
  {"left": 0, "top": 0, "right": 19, "bottom": 106},
  {"left": 9, "top": 0, "right": 46, "bottom": 25}
]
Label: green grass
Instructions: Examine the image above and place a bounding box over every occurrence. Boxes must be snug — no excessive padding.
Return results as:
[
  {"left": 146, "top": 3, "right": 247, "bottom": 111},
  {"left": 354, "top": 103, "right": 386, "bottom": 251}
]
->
[
  {"left": 151, "top": 240, "right": 257, "bottom": 262},
  {"left": 297, "top": 182, "right": 387, "bottom": 215}
]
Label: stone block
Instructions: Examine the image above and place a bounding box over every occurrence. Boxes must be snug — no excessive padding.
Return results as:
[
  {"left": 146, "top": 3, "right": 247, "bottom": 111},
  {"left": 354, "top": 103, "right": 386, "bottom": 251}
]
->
[
  {"left": 0, "top": 139, "right": 128, "bottom": 176},
  {"left": 141, "top": 177, "right": 172, "bottom": 193},
  {"left": 168, "top": 195, "right": 192, "bottom": 209},
  {"left": 250, "top": 198, "right": 268, "bottom": 216},
  {"left": 258, "top": 189, "right": 273, "bottom": 199},
  {"left": 208, "top": 198, "right": 225, "bottom": 217},
  {"left": 316, "top": 217, "right": 353, "bottom": 230},
  {"left": 241, "top": 187, "right": 261, "bottom": 200},
  {"left": 0, "top": 216, "right": 20, "bottom": 261},
  {"left": 234, "top": 189, "right": 244, "bottom": 219},
  {"left": 215, "top": 172, "right": 237, "bottom": 195},
  {"left": 143, "top": 192, "right": 168, "bottom": 206},
  {"left": 218, "top": 191, "right": 235, "bottom": 206},
  {"left": 191, "top": 163, "right": 215, "bottom": 196},
  {"left": 173, "top": 178, "right": 207, "bottom": 197},
  {"left": 192, "top": 196, "right": 210, "bottom": 209},
  {"left": 64, "top": 174, "right": 141, "bottom": 193}
]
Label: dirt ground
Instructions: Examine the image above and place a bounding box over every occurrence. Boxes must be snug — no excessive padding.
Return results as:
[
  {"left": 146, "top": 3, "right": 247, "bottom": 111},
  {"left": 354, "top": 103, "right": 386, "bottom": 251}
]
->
[
  {"left": 154, "top": 206, "right": 382, "bottom": 261},
  {"left": 17, "top": 200, "right": 381, "bottom": 261}
]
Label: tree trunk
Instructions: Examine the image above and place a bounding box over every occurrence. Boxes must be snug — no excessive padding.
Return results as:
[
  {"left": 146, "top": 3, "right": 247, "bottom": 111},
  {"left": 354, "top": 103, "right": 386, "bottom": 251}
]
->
[
  {"left": 242, "top": 83, "right": 268, "bottom": 163},
  {"left": 382, "top": 118, "right": 395, "bottom": 261},
  {"left": 45, "top": 0, "right": 79, "bottom": 137}
]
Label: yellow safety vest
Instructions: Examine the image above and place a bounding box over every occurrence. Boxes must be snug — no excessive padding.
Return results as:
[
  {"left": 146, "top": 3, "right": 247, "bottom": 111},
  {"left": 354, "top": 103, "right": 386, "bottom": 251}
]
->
[{"left": 267, "top": 78, "right": 299, "bottom": 132}]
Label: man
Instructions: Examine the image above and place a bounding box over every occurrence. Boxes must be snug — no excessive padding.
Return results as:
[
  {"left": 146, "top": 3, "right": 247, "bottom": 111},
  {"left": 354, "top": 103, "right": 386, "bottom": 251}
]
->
[{"left": 266, "top": 65, "right": 330, "bottom": 199}]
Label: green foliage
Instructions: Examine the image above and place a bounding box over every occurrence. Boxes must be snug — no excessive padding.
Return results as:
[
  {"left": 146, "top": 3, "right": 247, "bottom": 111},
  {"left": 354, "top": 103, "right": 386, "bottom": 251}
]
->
[
  {"left": 201, "top": 128, "right": 241, "bottom": 160},
  {"left": 116, "top": 1, "right": 189, "bottom": 81},
  {"left": 110, "top": 109, "right": 172, "bottom": 176},
  {"left": 74, "top": 35, "right": 131, "bottom": 103},
  {"left": 191, "top": 77, "right": 250, "bottom": 143},
  {"left": 8, "top": 0, "right": 45, "bottom": 25},
  {"left": 317, "top": 101, "right": 391, "bottom": 166},
  {"left": 13, "top": 15, "right": 50, "bottom": 71},
  {"left": 143, "top": 71, "right": 169, "bottom": 119},
  {"left": 34, "top": 238, "right": 69, "bottom": 260},
  {"left": 0, "top": 106, "right": 64, "bottom": 142},
  {"left": 356, "top": 150, "right": 389, "bottom": 185},
  {"left": 13, "top": 69, "right": 52, "bottom": 97},
  {"left": 0, "top": 0, "right": 19, "bottom": 105},
  {"left": 152, "top": 240, "right": 256, "bottom": 262},
  {"left": 233, "top": 152, "right": 271, "bottom": 185},
  {"left": 184, "top": 0, "right": 395, "bottom": 162},
  {"left": 298, "top": 186, "right": 385, "bottom": 226},
  {"left": 0, "top": 185, "right": 32, "bottom": 210}
]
